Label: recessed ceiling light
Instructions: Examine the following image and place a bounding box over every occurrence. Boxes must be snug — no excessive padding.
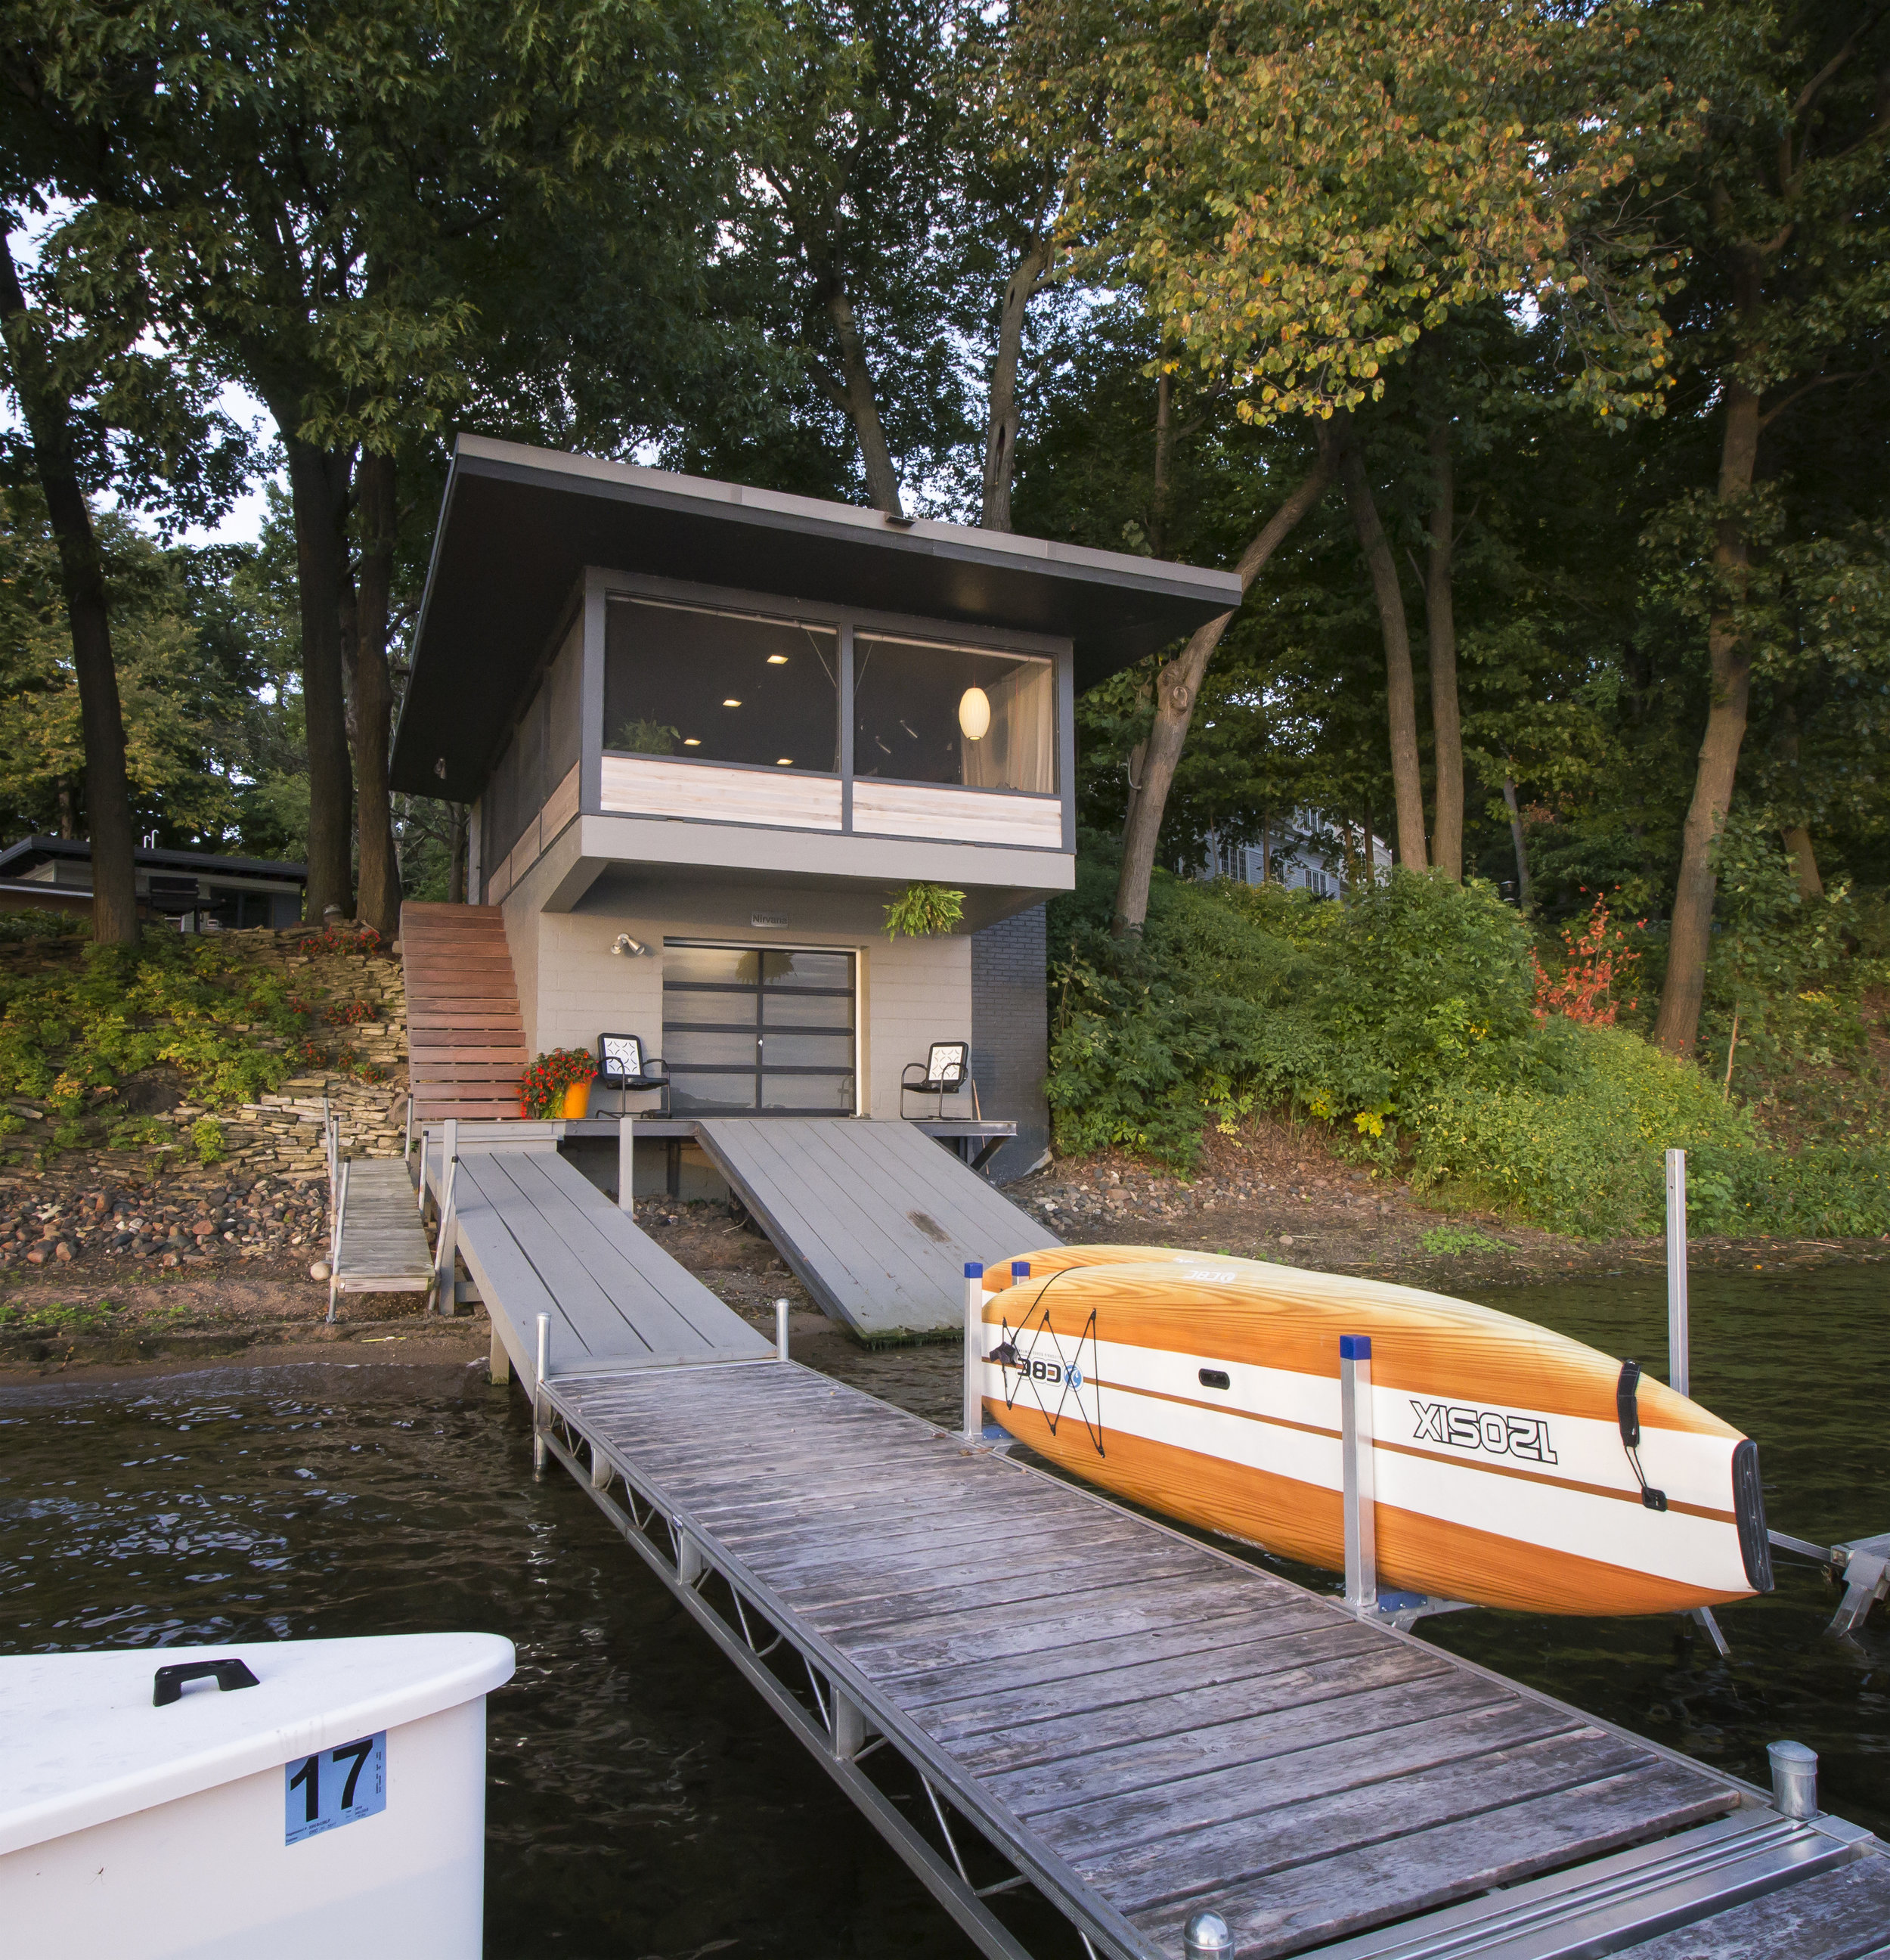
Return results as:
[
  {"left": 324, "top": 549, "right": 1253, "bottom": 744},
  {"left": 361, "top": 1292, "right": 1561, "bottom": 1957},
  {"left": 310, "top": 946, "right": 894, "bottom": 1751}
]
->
[
  {"left": 683, "top": 737, "right": 702, "bottom": 746},
  {"left": 767, "top": 654, "right": 789, "bottom": 665},
  {"left": 776, "top": 757, "right": 793, "bottom": 766},
  {"left": 723, "top": 698, "right": 742, "bottom": 707}
]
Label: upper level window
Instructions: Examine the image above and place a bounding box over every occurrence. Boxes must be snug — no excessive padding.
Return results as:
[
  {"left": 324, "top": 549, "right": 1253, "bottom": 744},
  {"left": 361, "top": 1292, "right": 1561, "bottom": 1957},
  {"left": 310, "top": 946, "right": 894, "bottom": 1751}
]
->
[
  {"left": 854, "top": 637, "right": 1055, "bottom": 794},
  {"left": 606, "top": 597, "right": 839, "bottom": 772}
]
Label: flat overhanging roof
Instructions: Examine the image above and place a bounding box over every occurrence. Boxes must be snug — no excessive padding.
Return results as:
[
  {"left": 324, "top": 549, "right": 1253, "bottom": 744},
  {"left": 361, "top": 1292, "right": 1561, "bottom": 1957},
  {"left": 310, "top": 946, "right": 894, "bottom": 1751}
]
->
[{"left": 390, "top": 436, "right": 1243, "bottom": 800}]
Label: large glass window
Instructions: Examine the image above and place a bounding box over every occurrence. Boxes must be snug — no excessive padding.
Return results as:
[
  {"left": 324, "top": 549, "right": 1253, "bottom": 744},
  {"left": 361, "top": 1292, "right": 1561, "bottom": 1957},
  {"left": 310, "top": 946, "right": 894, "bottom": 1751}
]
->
[
  {"left": 606, "top": 597, "right": 839, "bottom": 773},
  {"left": 853, "top": 637, "right": 1055, "bottom": 793},
  {"left": 662, "top": 945, "right": 856, "bottom": 1114}
]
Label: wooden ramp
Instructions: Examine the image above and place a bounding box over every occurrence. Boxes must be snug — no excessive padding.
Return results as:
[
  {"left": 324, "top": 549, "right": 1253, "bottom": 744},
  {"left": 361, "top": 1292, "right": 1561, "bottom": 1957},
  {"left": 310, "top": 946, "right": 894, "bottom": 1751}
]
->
[
  {"left": 532, "top": 1361, "right": 1888, "bottom": 1960},
  {"left": 692, "top": 1117, "right": 1063, "bottom": 1342},
  {"left": 326, "top": 1157, "right": 434, "bottom": 1320},
  {"left": 400, "top": 901, "right": 528, "bottom": 1121},
  {"left": 434, "top": 1137, "right": 773, "bottom": 1377}
]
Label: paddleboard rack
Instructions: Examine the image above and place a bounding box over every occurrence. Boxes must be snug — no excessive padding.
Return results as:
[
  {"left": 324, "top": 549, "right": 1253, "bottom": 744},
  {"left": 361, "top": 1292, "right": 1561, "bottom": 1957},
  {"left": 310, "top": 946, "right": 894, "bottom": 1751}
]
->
[{"left": 1665, "top": 1151, "right": 1886, "bottom": 1642}]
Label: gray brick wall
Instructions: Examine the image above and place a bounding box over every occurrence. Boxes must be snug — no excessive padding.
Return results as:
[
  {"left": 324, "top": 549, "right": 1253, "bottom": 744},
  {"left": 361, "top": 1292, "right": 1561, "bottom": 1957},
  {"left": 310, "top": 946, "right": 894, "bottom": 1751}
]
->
[{"left": 971, "top": 904, "right": 1049, "bottom": 1184}]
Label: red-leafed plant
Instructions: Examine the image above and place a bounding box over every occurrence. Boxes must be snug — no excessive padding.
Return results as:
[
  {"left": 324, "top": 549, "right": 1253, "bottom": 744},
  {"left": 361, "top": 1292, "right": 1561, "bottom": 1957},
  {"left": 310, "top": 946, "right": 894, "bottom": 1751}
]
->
[
  {"left": 1532, "top": 892, "right": 1644, "bottom": 1027},
  {"left": 519, "top": 1047, "right": 597, "bottom": 1118}
]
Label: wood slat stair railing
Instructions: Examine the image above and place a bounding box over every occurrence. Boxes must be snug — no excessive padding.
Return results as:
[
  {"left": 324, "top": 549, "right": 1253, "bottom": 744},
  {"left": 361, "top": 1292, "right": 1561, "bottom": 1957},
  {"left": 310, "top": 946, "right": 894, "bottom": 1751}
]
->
[{"left": 401, "top": 901, "right": 529, "bottom": 1121}]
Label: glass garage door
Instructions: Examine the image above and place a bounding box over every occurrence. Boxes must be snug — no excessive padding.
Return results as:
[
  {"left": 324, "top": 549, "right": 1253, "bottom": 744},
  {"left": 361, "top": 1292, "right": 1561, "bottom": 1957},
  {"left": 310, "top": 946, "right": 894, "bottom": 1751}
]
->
[{"left": 662, "top": 944, "right": 857, "bottom": 1115}]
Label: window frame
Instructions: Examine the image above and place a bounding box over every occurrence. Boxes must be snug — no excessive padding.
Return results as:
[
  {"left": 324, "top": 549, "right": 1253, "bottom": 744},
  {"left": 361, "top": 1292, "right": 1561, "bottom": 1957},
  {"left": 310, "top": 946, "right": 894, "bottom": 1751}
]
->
[{"left": 583, "top": 568, "right": 1075, "bottom": 849}]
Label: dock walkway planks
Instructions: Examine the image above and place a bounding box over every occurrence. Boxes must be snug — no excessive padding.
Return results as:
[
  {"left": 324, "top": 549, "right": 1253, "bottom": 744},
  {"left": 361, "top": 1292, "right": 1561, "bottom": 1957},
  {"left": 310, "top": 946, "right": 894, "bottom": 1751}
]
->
[
  {"left": 447, "top": 1142, "right": 773, "bottom": 1379},
  {"left": 540, "top": 1360, "right": 1822, "bottom": 1960},
  {"left": 327, "top": 1157, "right": 435, "bottom": 1316},
  {"left": 692, "top": 1116, "right": 1061, "bottom": 1341}
]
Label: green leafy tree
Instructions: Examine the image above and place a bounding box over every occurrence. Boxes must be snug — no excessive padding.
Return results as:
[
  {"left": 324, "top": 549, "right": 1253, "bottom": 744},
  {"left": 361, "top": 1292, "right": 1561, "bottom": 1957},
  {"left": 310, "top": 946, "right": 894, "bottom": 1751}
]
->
[
  {"left": 1036, "top": 0, "right": 1680, "bottom": 934},
  {"left": 1637, "top": 0, "right": 1890, "bottom": 1055}
]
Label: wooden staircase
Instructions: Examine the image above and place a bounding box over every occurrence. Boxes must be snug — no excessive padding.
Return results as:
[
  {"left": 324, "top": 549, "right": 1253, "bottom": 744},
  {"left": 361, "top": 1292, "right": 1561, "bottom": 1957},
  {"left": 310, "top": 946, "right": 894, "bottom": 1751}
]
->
[{"left": 400, "top": 902, "right": 529, "bottom": 1121}]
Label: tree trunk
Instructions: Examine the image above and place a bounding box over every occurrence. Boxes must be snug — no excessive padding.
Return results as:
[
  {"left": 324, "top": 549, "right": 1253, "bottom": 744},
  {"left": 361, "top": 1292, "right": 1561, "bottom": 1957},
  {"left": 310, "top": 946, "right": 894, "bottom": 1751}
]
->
[
  {"left": 1150, "top": 371, "right": 1175, "bottom": 560},
  {"left": 1653, "top": 278, "right": 1765, "bottom": 1056},
  {"left": 280, "top": 435, "right": 356, "bottom": 921},
  {"left": 1502, "top": 773, "right": 1532, "bottom": 911},
  {"left": 55, "top": 777, "right": 76, "bottom": 839},
  {"left": 1340, "top": 439, "right": 1427, "bottom": 870},
  {"left": 980, "top": 237, "right": 1048, "bottom": 532},
  {"left": 1780, "top": 825, "right": 1823, "bottom": 901},
  {"left": 1423, "top": 420, "right": 1463, "bottom": 881},
  {"left": 352, "top": 449, "right": 402, "bottom": 939},
  {"left": 0, "top": 233, "right": 140, "bottom": 944},
  {"left": 1112, "top": 428, "right": 1340, "bottom": 935},
  {"left": 825, "top": 282, "right": 904, "bottom": 516}
]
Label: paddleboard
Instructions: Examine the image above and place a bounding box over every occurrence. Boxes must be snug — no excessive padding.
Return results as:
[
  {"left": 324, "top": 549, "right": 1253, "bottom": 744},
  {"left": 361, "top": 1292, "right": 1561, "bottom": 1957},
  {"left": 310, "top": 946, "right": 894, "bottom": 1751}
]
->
[{"left": 977, "top": 1245, "right": 1774, "bottom": 1616}]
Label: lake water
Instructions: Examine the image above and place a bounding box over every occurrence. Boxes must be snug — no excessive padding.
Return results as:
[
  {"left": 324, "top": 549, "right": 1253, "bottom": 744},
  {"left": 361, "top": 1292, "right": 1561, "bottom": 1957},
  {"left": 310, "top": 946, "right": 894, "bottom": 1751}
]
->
[{"left": 2, "top": 1264, "right": 1885, "bottom": 1957}]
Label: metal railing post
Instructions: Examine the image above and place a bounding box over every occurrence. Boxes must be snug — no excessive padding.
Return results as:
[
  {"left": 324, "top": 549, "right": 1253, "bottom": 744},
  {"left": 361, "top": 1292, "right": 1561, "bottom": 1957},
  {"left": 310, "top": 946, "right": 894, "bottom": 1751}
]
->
[
  {"left": 1665, "top": 1147, "right": 1689, "bottom": 1397},
  {"left": 1341, "top": 1334, "right": 1377, "bottom": 1617},
  {"left": 775, "top": 1297, "right": 790, "bottom": 1362},
  {"left": 533, "top": 1311, "right": 550, "bottom": 1475},
  {"left": 962, "top": 1262, "right": 985, "bottom": 1440},
  {"left": 432, "top": 1149, "right": 460, "bottom": 1318}
]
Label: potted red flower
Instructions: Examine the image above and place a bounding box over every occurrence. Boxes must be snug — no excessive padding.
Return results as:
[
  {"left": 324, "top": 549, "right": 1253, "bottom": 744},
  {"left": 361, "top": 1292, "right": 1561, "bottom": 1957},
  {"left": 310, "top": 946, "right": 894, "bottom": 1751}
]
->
[{"left": 519, "top": 1047, "right": 598, "bottom": 1119}]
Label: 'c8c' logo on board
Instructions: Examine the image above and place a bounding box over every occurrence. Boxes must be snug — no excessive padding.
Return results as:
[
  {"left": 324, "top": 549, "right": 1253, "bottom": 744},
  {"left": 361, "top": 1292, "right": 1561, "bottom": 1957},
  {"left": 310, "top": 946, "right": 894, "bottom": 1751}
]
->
[{"left": 1411, "top": 1401, "right": 1558, "bottom": 1464}]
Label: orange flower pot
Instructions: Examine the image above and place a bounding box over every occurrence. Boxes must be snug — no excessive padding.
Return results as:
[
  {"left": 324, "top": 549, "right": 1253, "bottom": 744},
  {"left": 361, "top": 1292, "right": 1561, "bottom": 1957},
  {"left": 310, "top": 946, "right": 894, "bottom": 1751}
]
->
[{"left": 562, "top": 1080, "right": 592, "bottom": 1119}]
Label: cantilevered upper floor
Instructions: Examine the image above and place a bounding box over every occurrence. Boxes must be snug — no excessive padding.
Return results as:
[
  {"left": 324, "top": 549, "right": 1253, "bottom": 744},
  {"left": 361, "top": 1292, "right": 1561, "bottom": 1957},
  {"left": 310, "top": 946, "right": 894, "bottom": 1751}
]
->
[{"left": 389, "top": 436, "right": 1241, "bottom": 922}]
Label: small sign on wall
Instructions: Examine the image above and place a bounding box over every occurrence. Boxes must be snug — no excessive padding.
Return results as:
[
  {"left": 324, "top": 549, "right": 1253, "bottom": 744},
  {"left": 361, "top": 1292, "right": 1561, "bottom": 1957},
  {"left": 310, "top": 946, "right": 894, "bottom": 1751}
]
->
[{"left": 751, "top": 912, "right": 789, "bottom": 929}]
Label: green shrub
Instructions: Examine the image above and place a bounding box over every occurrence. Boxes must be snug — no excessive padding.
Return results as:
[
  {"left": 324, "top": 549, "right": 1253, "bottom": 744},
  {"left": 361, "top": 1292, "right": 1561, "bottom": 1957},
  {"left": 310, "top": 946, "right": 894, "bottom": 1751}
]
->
[
  {"left": 1405, "top": 1023, "right": 1754, "bottom": 1236},
  {"left": 0, "top": 910, "right": 87, "bottom": 943},
  {"left": 0, "top": 935, "right": 308, "bottom": 1115},
  {"left": 191, "top": 1117, "right": 226, "bottom": 1165},
  {"left": 1046, "top": 858, "right": 1885, "bottom": 1239}
]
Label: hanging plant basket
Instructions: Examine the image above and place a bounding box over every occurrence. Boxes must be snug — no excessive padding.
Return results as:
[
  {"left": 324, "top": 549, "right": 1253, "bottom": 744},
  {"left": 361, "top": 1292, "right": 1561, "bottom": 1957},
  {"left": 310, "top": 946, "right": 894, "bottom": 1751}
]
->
[{"left": 883, "top": 882, "right": 965, "bottom": 938}]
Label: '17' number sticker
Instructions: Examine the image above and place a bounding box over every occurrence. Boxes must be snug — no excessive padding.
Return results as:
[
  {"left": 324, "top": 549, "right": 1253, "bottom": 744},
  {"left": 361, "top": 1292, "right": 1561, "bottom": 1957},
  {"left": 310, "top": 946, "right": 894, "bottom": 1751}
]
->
[{"left": 285, "top": 1732, "right": 386, "bottom": 1844}]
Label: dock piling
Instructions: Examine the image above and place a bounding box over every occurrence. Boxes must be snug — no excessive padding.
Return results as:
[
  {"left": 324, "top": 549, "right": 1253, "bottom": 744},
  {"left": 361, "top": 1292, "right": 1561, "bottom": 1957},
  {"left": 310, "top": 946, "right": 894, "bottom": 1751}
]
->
[
  {"left": 775, "top": 1297, "right": 790, "bottom": 1362},
  {"left": 532, "top": 1312, "right": 550, "bottom": 1475},
  {"left": 1340, "top": 1333, "right": 1377, "bottom": 1617},
  {"left": 1768, "top": 1739, "right": 1819, "bottom": 1819},
  {"left": 1184, "top": 1910, "right": 1234, "bottom": 1958},
  {"left": 1665, "top": 1146, "right": 1690, "bottom": 1397},
  {"left": 962, "top": 1263, "right": 984, "bottom": 1440}
]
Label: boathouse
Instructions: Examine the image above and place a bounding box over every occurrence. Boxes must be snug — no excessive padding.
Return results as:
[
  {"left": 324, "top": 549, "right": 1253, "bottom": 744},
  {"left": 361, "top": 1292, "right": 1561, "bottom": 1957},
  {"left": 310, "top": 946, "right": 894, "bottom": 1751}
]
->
[{"left": 388, "top": 436, "right": 1240, "bottom": 1196}]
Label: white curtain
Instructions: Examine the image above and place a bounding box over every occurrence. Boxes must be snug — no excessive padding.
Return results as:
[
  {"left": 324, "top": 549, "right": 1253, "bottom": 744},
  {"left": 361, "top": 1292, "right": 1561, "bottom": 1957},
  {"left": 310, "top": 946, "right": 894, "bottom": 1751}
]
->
[{"left": 963, "top": 660, "right": 1054, "bottom": 792}]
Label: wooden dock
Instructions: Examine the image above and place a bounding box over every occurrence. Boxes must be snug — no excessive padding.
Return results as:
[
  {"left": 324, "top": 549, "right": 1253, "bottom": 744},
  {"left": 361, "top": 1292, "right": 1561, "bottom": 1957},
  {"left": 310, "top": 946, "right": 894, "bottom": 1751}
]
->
[
  {"left": 531, "top": 1363, "right": 1890, "bottom": 1959},
  {"left": 414, "top": 1126, "right": 1890, "bottom": 1957}
]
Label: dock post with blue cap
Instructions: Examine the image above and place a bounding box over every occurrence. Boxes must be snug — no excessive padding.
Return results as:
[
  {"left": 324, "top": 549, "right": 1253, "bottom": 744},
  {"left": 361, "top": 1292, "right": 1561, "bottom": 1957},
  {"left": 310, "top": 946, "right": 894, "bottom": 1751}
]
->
[
  {"left": 1340, "top": 1333, "right": 1377, "bottom": 1616},
  {"left": 962, "top": 1263, "right": 984, "bottom": 1440}
]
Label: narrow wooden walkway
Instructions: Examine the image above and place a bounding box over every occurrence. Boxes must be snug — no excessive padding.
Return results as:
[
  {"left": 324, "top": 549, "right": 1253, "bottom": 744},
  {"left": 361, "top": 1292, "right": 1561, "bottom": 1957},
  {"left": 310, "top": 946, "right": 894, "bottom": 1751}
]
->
[
  {"left": 693, "top": 1117, "right": 1061, "bottom": 1341},
  {"left": 441, "top": 1141, "right": 772, "bottom": 1376},
  {"left": 327, "top": 1156, "right": 434, "bottom": 1318},
  {"left": 533, "top": 1361, "right": 1890, "bottom": 1960},
  {"left": 400, "top": 901, "right": 528, "bottom": 1121}
]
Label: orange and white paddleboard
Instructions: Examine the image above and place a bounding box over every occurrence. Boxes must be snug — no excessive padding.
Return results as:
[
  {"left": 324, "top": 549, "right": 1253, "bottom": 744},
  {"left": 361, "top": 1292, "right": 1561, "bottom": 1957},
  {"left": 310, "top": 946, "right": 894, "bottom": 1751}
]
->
[{"left": 977, "top": 1245, "right": 1774, "bottom": 1617}]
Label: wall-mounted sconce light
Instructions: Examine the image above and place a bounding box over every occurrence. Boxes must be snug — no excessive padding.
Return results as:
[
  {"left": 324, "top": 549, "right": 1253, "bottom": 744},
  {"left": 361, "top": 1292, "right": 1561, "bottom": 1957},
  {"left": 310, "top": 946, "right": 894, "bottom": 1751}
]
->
[
  {"left": 612, "top": 934, "right": 652, "bottom": 957},
  {"left": 767, "top": 653, "right": 789, "bottom": 665},
  {"left": 434, "top": 756, "right": 448, "bottom": 780},
  {"left": 958, "top": 687, "right": 991, "bottom": 742},
  {"left": 722, "top": 697, "right": 742, "bottom": 708}
]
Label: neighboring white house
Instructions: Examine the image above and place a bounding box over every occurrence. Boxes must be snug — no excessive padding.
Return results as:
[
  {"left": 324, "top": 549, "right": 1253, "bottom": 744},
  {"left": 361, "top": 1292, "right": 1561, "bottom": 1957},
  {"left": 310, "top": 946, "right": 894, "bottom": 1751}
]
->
[{"left": 1203, "top": 810, "right": 1393, "bottom": 899}]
